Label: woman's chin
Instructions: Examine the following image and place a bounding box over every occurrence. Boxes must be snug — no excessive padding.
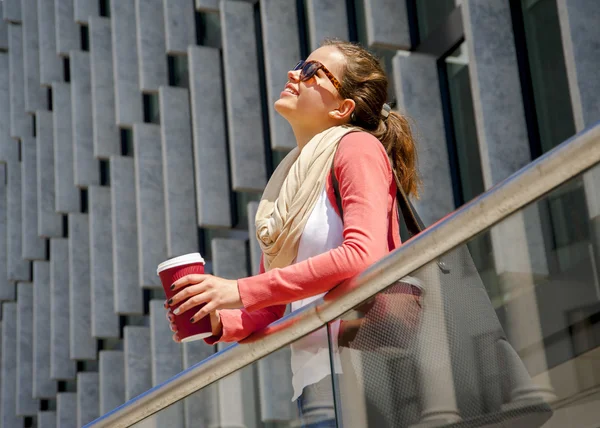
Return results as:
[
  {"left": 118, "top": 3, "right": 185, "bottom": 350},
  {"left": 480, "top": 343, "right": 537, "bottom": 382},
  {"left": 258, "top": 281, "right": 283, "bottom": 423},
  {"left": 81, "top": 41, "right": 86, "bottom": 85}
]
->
[{"left": 274, "top": 98, "right": 295, "bottom": 117}]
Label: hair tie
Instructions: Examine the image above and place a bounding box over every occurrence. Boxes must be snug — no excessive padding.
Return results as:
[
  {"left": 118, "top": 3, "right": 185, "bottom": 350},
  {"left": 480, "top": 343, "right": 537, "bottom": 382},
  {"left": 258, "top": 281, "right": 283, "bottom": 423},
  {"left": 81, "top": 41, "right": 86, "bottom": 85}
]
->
[{"left": 381, "top": 103, "right": 391, "bottom": 119}]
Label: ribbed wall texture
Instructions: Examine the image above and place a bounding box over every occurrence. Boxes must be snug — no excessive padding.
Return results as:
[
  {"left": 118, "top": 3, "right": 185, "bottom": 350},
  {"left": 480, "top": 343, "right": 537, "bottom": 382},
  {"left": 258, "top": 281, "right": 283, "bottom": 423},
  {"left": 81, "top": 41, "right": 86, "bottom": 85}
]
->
[{"left": 0, "top": 0, "right": 597, "bottom": 427}]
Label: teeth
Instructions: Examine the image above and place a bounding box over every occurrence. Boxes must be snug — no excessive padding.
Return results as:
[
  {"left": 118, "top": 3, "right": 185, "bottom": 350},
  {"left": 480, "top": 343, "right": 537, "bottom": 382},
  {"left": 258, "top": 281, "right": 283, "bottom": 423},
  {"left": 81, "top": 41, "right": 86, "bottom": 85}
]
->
[{"left": 285, "top": 88, "right": 296, "bottom": 95}]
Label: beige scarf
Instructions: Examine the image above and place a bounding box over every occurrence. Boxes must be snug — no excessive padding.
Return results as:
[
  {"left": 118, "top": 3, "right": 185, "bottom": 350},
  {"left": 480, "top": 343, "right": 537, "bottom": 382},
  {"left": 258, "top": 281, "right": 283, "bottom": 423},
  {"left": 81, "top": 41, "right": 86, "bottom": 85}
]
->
[{"left": 256, "top": 126, "right": 358, "bottom": 271}]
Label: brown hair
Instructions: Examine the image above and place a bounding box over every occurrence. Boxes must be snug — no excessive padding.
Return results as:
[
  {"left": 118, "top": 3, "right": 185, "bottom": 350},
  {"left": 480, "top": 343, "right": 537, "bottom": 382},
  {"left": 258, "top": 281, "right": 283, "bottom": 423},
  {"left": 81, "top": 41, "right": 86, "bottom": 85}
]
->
[{"left": 323, "top": 39, "right": 420, "bottom": 197}]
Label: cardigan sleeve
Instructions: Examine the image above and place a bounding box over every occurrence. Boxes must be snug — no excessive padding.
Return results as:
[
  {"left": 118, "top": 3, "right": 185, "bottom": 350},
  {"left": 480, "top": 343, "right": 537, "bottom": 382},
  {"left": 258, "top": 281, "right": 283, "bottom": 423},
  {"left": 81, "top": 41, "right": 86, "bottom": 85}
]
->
[
  {"left": 204, "top": 255, "right": 287, "bottom": 344},
  {"left": 237, "top": 132, "right": 393, "bottom": 312}
]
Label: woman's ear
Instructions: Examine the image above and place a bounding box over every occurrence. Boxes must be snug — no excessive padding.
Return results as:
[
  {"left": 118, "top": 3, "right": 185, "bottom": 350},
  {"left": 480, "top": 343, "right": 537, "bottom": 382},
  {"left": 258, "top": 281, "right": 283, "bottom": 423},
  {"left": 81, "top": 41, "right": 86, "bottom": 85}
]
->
[{"left": 329, "top": 98, "right": 356, "bottom": 122}]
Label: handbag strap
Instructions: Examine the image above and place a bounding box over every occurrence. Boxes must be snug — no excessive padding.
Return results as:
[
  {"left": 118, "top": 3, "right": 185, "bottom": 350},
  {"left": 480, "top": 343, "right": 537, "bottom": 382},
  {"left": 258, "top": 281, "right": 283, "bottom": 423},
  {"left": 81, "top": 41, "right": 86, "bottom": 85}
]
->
[{"left": 330, "top": 163, "right": 426, "bottom": 239}]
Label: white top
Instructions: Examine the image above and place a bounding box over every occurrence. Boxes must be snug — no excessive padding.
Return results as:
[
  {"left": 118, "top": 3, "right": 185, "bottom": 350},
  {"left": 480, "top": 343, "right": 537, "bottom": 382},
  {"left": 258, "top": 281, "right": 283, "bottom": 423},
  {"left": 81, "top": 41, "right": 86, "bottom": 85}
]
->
[{"left": 290, "top": 186, "right": 344, "bottom": 401}]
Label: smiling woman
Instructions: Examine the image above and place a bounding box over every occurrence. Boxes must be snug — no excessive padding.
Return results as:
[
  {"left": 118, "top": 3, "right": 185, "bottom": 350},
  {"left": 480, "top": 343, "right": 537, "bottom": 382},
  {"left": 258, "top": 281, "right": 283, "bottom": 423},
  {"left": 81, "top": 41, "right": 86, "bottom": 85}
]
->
[{"left": 164, "top": 39, "right": 420, "bottom": 428}]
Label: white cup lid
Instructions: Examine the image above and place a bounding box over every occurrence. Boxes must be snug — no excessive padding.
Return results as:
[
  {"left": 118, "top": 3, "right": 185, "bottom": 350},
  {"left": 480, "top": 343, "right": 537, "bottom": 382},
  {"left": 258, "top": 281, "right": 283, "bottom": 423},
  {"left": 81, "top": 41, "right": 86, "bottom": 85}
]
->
[{"left": 157, "top": 252, "right": 205, "bottom": 275}]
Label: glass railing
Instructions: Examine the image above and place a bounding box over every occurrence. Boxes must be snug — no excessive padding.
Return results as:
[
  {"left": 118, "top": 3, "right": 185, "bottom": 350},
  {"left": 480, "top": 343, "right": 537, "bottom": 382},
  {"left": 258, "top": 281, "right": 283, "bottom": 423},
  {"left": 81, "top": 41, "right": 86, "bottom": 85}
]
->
[
  {"left": 86, "top": 123, "right": 600, "bottom": 428},
  {"left": 328, "top": 164, "right": 600, "bottom": 427}
]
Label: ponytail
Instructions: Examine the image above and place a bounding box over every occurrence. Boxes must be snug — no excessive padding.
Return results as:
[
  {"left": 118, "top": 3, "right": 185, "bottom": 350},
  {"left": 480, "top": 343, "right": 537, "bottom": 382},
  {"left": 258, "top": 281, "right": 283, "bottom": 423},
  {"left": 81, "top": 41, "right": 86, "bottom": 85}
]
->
[{"left": 372, "top": 111, "right": 420, "bottom": 198}]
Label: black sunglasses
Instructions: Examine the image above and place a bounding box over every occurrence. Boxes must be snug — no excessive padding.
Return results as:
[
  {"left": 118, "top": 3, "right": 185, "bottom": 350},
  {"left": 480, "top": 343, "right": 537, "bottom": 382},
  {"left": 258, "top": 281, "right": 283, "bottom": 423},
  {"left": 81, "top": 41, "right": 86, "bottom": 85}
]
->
[{"left": 293, "top": 60, "right": 343, "bottom": 93}]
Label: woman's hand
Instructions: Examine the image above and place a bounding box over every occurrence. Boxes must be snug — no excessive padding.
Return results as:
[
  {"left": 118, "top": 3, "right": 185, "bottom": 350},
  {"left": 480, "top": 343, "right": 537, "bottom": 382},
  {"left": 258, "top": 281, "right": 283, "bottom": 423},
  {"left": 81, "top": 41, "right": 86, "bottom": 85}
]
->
[
  {"left": 165, "top": 274, "right": 243, "bottom": 323},
  {"left": 167, "top": 310, "right": 222, "bottom": 343}
]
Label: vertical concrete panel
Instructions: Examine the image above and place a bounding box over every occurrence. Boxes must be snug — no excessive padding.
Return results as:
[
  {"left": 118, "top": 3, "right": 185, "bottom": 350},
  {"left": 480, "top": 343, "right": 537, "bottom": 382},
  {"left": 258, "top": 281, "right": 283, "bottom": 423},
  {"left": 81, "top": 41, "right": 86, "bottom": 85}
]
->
[
  {"left": 135, "top": 0, "right": 168, "bottom": 92},
  {"left": 0, "top": 164, "right": 13, "bottom": 300},
  {"left": 159, "top": 86, "right": 199, "bottom": 257},
  {"left": 57, "top": 392, "right": 78, "bottom": 428},
  {"left": 3, "top": 0, "right": 21, "bottom": 23},
  {"left": 150, "top": 299, "right": 184, "bottom": 426},
  {"left": 7, "top": 161, "right": 31, "bottom": 281},
  {"left": 89, "top": 186, "right": 119, "bottom": 338},
  {"left": 188, "top": 46, "right": 231, "bottom": 228},
  {"left": 68, "top": 213, "right": 97, "bottom": 360},
  {"left": 21, "top": 137, "right": 47, "bottom": 260},
  {"left": 257, "top": 348, "right": 295, "bottom": 422},
  {"left": 22, "top": 0, "right": 47, "bottom": 113},
  {"left": 305, "top": 0, "right": 349, "bottom": 51},
  {"left": 111, "top": 0, "right": 143, "bottom": 126},
  {"left": 163, "top": 0, "right": 196, "bottom": 55},
  {"left": 212, "top": 238, "right": 248, "bottom": 278},
  {"left": 195, "top": 0, "right": 219, "bottom": 13},
  {"left": 364, "top": 0, "right": 410, "bottom": 49},
  {"left": 38, "top": 411, "right": 57, "bottom": 428},
  {"left": 1, "top": 303, "right": 24, "bottom": 427},
  {"left": 8, "top": 23, "right": 29, "bottom": 139},
  {"left": 70, "top": 51, "right": 99, "bottom": 187},
  {"left": 0, "top": 53, "right": 15, "bottom": 165},
  {"left": 393, "top": 53, "right": 455, "bottom": 226},
  {"left": 99, "top": 350, "right": 126, "bottom": 414},
  {"left": 111, "top": 156, "right": 143, "bottom": 314},
  {"left": 50, "top": 238, "right": 76, "bottom": 380},
  {"left": 183, "top": 341, "right": 218, "bottom": 428},
  {"left": 36, "top": 110, "right": 63, "bottom": 237},
  {"left": 259, "top": 0, "right": 299, "bottom": 151},
  {"left": 0, "top": 5, "right": 7, "bottom": 50},
  {"left": 55, "top": 0, "right": 78, "bottom": 56},
  {"left": 221, "top": 1, "right": 267, "bottom": 191},
  {"left": 74, "top": 0, "right": 98, "bottom": 24},
  {"left": 211, "top": 239, "right": 256, "bottom": 427},
  {"left": 133, "top": 124, "right": 167, "bottom": 288},
  {"left": 32, "top": 261, "right": 57, "bottom": 399},
  {"left": 38, "top": 0, "right": 63, "bottom": 86},
  {"left": 90, "top": 17, "right": 119, "bottom": 158},
  {"left": 77, "top": 372, "right": 100, "bottom": 427},
  {"left": 124, "top": 326, "right": 152, "bottom": 400},
  {"left": 52, "top": 82, "right": 80, "bottom": 213},
  {"left": 16, "top": 282, "right": 39, "bottom": 416}
]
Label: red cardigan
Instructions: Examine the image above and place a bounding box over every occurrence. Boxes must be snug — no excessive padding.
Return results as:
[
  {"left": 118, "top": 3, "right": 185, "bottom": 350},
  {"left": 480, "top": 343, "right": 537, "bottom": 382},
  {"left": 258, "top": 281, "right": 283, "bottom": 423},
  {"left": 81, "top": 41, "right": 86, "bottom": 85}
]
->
[{"left": 206, "top": 131, "right": 401, "bottom": 344}]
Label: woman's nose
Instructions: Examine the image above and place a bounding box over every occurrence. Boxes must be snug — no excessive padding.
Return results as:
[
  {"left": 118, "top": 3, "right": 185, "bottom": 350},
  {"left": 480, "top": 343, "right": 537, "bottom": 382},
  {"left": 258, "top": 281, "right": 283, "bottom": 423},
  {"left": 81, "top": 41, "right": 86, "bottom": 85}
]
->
[{"left": 287, "top": 69, "right": 300, "bottom": 82}]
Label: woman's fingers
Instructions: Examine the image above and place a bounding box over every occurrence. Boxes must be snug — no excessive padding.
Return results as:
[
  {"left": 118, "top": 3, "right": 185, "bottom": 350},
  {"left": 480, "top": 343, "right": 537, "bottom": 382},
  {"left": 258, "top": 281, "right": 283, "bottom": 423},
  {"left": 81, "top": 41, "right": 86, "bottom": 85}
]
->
[
  {"left": 165, "top": 309, "right": 174, "bottom": 322},
  {"left": 172, "top": 291, "right": 211, "bottom": 316},
  {"left": 172, "top": 332, "right": 181, "bottom": 343},
  {"left": 190, "top": 300, "right": 218, "bottom": 324},
  {"left": 167, "top": 283, "right": 208, "bottom": 310},
  {"left": 169, "top": 322, "right": 178, "bottom": 332},
  {"left": 170, "top": 274, "right": 211, "bottom": 292}
]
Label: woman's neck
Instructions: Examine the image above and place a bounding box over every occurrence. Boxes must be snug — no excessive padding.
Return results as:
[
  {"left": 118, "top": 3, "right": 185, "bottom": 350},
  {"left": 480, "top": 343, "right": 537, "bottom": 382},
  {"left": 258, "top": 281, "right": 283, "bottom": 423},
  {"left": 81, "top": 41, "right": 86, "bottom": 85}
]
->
[{"left": 292, "top": 123, "right": 337, "bottom": 151}]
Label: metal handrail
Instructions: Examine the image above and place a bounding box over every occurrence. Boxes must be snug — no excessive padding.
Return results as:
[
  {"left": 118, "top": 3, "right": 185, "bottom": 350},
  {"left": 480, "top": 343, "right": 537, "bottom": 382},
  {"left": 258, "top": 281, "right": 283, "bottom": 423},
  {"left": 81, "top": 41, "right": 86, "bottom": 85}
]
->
[{"left": 86, "top": 123, "right": 600, "bottom": 428}]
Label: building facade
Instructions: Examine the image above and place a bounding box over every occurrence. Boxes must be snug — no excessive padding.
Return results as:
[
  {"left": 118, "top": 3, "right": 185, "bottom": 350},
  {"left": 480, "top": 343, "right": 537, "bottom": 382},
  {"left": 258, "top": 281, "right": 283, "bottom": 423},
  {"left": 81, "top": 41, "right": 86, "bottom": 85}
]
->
[{"left": 0, "top": 0, "right": 599, "bottom": 427}]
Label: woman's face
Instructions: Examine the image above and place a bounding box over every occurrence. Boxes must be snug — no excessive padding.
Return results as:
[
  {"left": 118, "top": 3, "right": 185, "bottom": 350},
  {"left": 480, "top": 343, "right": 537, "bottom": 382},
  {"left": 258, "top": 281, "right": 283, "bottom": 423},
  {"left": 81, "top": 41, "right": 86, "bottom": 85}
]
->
[{"left": 274, "top": 46, "right": 348, "bottom": 130}]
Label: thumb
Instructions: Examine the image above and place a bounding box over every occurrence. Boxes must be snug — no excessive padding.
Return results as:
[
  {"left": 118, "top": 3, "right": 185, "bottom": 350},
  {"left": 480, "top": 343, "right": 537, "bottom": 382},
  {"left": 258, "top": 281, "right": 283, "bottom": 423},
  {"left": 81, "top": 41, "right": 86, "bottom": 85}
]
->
[{"left": 210, "top": 311, "right": 223, "bottom": 336}]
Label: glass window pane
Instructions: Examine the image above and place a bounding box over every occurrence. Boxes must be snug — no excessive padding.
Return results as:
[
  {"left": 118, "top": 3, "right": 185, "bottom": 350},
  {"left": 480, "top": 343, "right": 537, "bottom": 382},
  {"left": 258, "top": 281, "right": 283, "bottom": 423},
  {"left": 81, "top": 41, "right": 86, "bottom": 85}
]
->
[
  {"left": 444, "top": 42, "right": 495, "bottom": 284},
  {"left": 521, "top": 0, "right": 590, "bottom": 272},
  {"left": 521, "top": 0, "right": 575, "bottom": 152},
  {"left": 416, "top": 0, "right": 456, "bottom": 41}
]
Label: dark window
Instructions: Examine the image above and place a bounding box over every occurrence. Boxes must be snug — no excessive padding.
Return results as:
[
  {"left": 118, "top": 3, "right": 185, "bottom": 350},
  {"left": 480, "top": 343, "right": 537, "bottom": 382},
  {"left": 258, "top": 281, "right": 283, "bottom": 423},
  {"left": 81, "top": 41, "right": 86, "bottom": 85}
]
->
[
  {"left": 120, "top": 128, "right": 134, "bottom": 156},
  {"left": 195, "top": 11, "right": 222, "bottom": 48},
  {"left": 80, "top": 188, "right": 88, "bottom": 213},
  {"left": 80, "top": 25, "right": 90, "bottom": 51},
  {"left": 142, "top": 93, "right": 160, "bottom": 124},
  {"left": 99, "top": 0, "right": 110, "bottom": 17},
  {"left": 167, "top": 55, "right": 189, "bottom": 88},
  {"left": 63, "top": 57, "right": 70, "bottom": 82},
  {"left": 99, "top": 159, "right": 110, "bottom": 186}
]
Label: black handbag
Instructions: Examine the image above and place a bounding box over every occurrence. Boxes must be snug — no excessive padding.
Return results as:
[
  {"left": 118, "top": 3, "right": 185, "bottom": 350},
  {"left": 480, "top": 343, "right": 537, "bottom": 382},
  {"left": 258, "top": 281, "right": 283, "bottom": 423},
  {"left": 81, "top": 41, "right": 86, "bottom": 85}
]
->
[{"left": 330, "top": 162, "right": 554, "bottom": 428}]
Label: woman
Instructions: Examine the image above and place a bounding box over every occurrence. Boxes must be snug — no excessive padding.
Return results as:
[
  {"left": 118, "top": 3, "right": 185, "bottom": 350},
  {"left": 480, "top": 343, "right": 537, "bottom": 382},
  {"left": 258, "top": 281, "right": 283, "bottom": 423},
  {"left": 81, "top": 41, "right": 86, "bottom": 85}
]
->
[{"left": 165, "top": 39, "right": 420, "bottom": 426}]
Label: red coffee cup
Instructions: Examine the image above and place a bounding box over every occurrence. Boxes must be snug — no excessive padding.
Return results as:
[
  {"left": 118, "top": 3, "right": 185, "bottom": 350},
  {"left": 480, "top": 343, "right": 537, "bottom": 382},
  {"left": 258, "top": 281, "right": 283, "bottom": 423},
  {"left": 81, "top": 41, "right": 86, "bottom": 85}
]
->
[{"left": 157, "top": 252, "right": 211, "bottom": 342}]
